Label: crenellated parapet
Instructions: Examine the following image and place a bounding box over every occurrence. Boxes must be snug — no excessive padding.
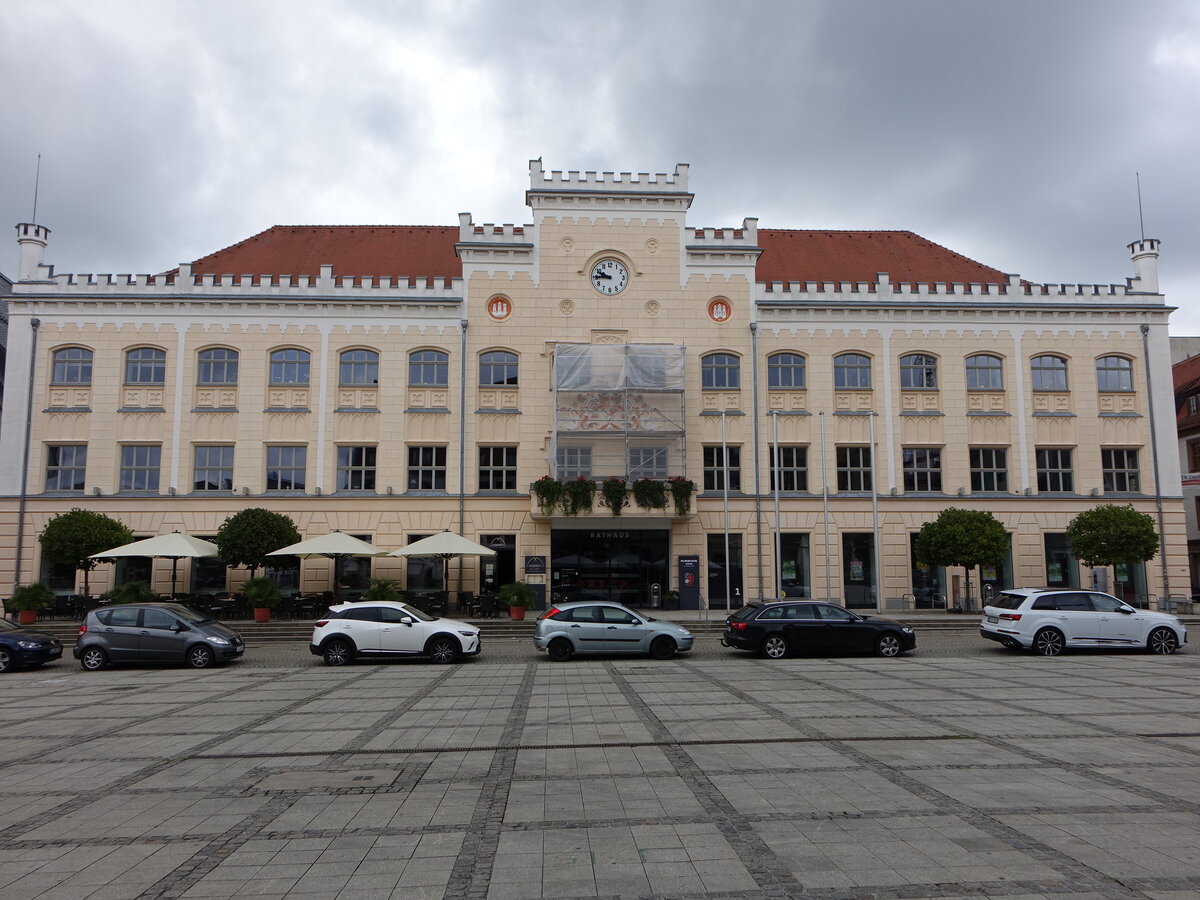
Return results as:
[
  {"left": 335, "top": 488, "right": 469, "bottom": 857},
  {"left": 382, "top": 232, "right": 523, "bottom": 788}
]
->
[
  {"left": 757, "top": 271, "right": 1152, "bottom": 304},
  {"left": 527, "top": 160, "right": 693, "bottom": 217},
  {"left": 529, "top": 158, "right": 689, "bottom": 192}
]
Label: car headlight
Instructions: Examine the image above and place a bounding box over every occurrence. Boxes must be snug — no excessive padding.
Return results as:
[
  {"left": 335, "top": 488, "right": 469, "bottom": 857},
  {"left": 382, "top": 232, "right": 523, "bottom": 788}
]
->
[
  {"left": 17, "top": 640, "right": 40, "bottom": 649},
  {"left": 457, "top": 630, "right": 478, "bottom": 637},
  {"left": 901, "top": 627, "right": 913, "bottom": 634},
  {"left": 206, "top": 636, "right": 230, "bottom": 646}
]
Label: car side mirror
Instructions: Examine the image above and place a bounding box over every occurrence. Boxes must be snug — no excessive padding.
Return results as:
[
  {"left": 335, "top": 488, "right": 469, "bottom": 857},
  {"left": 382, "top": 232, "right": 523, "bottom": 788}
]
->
[
  {"left": 172, "top": 623, "right": 189, "bottom": 633},
  {"left": 400, "top": 616, "right": 415, "bottom": 626},
  {"left": 1118, "top": 605, "right": 1135, "bottom": 615}
]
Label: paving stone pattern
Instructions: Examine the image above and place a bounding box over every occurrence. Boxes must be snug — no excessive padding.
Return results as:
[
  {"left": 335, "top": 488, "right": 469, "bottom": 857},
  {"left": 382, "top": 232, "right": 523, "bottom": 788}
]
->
[{"left": 0, "top": 650, "right": 1198, "bottom": 898}]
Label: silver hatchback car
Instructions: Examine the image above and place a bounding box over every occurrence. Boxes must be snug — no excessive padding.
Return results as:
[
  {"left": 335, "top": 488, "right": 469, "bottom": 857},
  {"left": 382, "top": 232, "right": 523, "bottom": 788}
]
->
[{"left": 534, "top": 601, "right": 693, "bottom": 661}]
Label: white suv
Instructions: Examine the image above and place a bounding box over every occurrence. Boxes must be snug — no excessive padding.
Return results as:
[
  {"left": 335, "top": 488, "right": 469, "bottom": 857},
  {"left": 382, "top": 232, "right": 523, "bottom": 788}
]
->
[
  {"left": 310, "top": 601, "right": 480, "bottom": 665},
  {"left": 981, "top": 588, "right": 1186, "bottom": 656}
]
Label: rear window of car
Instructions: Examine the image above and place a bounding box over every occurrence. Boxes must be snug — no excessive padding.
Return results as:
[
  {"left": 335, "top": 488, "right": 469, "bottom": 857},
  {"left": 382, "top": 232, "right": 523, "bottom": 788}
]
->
[
  {"left": 729, "top": 605, "right": 761, "bottom": 621},
  {"left": 990, "top": 593, "right": 1026, "bottom": 610}
]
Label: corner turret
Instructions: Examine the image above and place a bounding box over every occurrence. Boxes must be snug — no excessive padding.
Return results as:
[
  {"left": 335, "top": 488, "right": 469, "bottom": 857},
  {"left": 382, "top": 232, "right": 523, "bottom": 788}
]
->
[
  {"left": 1127, "top": 237, "right": 1161, "bottom": 294},
  {"left": 15, "top": 222, "right": 51, "bottom": 281}
]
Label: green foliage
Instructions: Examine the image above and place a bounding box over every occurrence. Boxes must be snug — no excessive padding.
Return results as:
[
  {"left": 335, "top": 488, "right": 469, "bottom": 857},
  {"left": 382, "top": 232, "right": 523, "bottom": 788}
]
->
[
  {"left": 499, "top": 581, "right": 535, "bottom": 608},
  {"left": 632, "top": 478, "right": 668, "bottom": 510},
  {"left": 215, "top": 508, "right": 300, "bottom": 576},
  {"left": 1066, "top": 504, "right": 1159, "bottom": 568},
  {"left": 531, "top": 476, "right": 564, "bottom": 515},
  {"left": 7, "top": 582, "right": 55, "bottom": 611},
  {"left": 667, "top": 477, "right": 695, "bottom": 517},
  {"left": 915, "top": 508, "right": 1008, "bottom": 570},
  {"left": 38, "top": 508, "right": 135, "bottom": 594},
  {"left": 562, "top": 477, "right": 597, "bottom": 515},
  {"left": 601, "top": 478, "right": 629, "bottom": 516},
  {"left": 103, "top": 581, "right": 156, "bottom": 605},
  {"left": 365, "top": 577, "right": 403, "bottom": 603},
  {"left": 240, "top": 576, "right": 282, "bottom": 609}
]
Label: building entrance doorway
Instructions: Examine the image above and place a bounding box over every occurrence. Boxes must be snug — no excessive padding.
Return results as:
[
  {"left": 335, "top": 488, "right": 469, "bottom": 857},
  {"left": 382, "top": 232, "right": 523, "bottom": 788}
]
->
[
  {"left": 551, "top": 529, "right": 669, "bottom": 608},
  {"left": 479, "top": 534, "right": 516, "bottom": 595}
]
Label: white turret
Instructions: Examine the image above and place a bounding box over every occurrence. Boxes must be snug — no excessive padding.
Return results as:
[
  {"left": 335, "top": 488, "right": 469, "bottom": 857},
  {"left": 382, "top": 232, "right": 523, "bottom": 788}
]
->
[
  {"left": 1127, "top": 237, "right": 1161, "bottom": 294},
  {"left": 15, "top": 222, "right": 51, "bottom": 281}
]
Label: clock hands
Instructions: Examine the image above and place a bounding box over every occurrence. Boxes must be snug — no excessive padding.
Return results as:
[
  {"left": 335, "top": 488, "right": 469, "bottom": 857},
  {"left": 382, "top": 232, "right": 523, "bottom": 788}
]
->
[{"left": 594, "top": 270, "right": 613, "bottom": 280}]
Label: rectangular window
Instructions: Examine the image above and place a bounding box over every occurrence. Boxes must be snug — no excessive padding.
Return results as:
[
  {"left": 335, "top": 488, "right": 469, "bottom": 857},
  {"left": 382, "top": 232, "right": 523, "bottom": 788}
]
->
[
  {"left": 120, "top": 445, "right": 161, "bottom": 492},
  {"left": 779, "top": 533, "right": 810, "bottom": 598},
  {"left": 1188, "top": 439, "right": 1200, "bottom": 474},
  {"left": 337, "top": 446, "right": 376, "bottom": 491},
  {"left": 1190, "top": 396, "right": 1200, "bottom": 415},
  {"left": 1044, "top": 533, "right": 1078, "bottom": 588},
  {"left": 1036, "top": 448, "right": 1073, "bottom": 493},
  {"left": 45, "top": 445, "right": 87, "bottom": 491},
  {"left": 408, "top": 446, "right": 447, "bottom": 491},
  {"left": 478, "top": 446, "right": 517, "bottom": 491},
  {"left": 970, "top": 447, "right": 1008, "bottom": 492},
  {"left": 902, "top": 448, "right": 942, "bottom": 492},
  {"left": 556, "top": 447, "right": 592, "bottom": 480},
  {"left": 1102, "top": 449, "right": 1139, "bottom": 492},
  {"left": 836, "top": 446, "right": 872, "bottom": 492},
  {"left": 193, "top": 445, "right": 233, "bottom": 491},
  {"left": 703, "top": 446, "right": 741, "bottom": 492},
  {"left": 628, "top": 447, "right": 668, "bottom": 479},
  {"left": 266, "top": 445, "right": 307, "bottom": 491},
  {"left": 768, "top": 445, "right": 808, "bottom": 492},
  {"left": 706, "top": 533, "right": 743, "bottom": 603}
]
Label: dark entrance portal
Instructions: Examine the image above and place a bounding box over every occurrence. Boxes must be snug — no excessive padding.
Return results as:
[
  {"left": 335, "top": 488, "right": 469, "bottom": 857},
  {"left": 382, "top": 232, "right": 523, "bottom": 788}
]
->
[{"left": 551, "top": 529, "right": 669, "bottom": 608}]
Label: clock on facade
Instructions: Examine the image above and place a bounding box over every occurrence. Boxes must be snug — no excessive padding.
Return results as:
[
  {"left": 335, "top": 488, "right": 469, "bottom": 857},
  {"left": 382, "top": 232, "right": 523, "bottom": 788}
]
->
[{"left": 590, "top": 258, "right": 628, "bottom": 295}]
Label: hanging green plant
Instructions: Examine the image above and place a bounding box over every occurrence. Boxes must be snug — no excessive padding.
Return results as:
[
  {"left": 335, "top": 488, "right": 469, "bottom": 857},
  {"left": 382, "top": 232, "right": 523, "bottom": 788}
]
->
[
  {"left": 632, "top": 477, "right": 667, "bottom": 510},
  {"left": 531, "top": 475, "right": 564, "bottom": 515},
  {"left": 601, "top": 478, "right": 629, "bottom": 516},
  {"left": 667, "top": 476, "right": 696, "bottom": 517},
  {"left": 563, "top": 477, "right": 596, "bottom": 515}
]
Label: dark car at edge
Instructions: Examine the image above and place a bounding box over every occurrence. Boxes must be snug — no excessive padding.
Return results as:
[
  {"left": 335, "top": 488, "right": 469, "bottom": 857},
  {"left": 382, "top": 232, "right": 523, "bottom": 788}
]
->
[
  {"left": 0, "top": 617, "right": 64, "bottom": 673},
  {"left": 722, "top": 600, "right": 916, "bottom": 658}
]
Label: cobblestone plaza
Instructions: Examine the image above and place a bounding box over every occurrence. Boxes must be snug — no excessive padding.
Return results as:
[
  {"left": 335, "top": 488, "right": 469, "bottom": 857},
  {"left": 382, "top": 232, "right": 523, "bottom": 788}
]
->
[{"left": 1, "top": 645, "right": 1199, "bottom": 899}]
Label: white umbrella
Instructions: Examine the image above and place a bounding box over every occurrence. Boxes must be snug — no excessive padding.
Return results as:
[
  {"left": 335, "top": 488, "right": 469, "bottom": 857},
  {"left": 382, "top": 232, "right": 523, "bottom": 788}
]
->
[
  {"left": 267, "top": 530, "right": 389, "bottom": 599},
  {"left": 389, "top": 530, "right": 497, "bottom": 599},
  {"left": 90, "top": 531, "right": 220, "bottom": 595}
]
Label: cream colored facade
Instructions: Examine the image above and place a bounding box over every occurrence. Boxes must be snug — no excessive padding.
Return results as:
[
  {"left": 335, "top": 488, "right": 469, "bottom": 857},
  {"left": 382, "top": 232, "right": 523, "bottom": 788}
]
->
[{"left": 0, "top": 163, "right": 1186, "bottom": 609}]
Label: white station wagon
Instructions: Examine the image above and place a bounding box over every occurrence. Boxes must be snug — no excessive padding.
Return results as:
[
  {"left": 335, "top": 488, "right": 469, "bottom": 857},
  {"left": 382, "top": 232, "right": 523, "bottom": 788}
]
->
[{"left": 980, "top": 588, "right": 1186, "bottom": 656}]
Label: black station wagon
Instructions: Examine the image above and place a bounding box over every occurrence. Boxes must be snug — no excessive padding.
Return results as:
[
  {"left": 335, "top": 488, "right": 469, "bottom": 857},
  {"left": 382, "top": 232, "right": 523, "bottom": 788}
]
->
[{"left": 723, "top": 600, "right": 916, "bottom": 659}]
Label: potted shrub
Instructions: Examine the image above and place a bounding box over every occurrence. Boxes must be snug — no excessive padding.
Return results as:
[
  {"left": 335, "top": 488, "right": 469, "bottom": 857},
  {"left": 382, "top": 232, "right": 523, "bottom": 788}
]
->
[
  {"left": 365, "top": 577, "right": 403, "bottom": 603},
  {"left": 667, "top": 476, "right": 696, "bottom": 517},
  {"left": 531, "top": 475, "right": 564, "bottom": 515},
  {"left": 102, "top": 581, "right": 156, "bottom": 606},
  {"left": 632, "top": 477, "right": 667, "bottom": 511},
  {"left": 499, "top": 581, "right": 535, "bottom": 621},
  {"left": 601, "top": 478, "right": 629, "bottom": 516},
  {"left": 7, "top": 583, "right": 54, "bottom": 626},
  {"left": 241, "top": 576, "right": 281, "bottom": 623},
  {"left": 563, "top": 476, "right": 596, "bottom": 515}
]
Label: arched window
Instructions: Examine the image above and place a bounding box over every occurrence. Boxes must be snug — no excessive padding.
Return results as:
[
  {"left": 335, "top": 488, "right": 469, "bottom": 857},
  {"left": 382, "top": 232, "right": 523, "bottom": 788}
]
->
[
  {"left": 479, "top": 350, "right": 518, "bottom": 386},
  {"left": 409, "top": 349, "right": 449, "bottom": 387},
  {"left": 339, "top": 349, "right": 378, "bottom": 386},
  {"left": 965, "top": 354, "right": 1004, "bottom": 390},
  {"left": 1031, "top": 355, "right": 1068, "bottom": 391},
  {"left": 51, "top": 347, "right": 93, "bottom": 385},
  {"left": 899, "top": 353, "right": 938, "bottom": 389},
  {"left": 197, "top": 348, "right": 239, "bottom": 386},
  {"left": 270, "top": 348, "right": 311, "bottom": 386},
  {"left": 833, "top": 353, "right": 871, "bottom": 389},
  {"left": 125, "top": 347, "right": 166, "bottom": 385},
  {"left": 767, "top": 352, "right": 806, "bottom": 389},
  {"left": 701, "top": 352, "right": 740, "bottom": 389},
  {"left": 1096, "top": 356, "right": 1133, "bottom": 392}
]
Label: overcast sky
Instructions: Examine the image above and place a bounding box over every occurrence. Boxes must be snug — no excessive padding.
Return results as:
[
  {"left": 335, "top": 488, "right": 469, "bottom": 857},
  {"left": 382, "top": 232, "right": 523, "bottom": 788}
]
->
[{"left": 2, "top": 1, "right": 1197, "bottom": 329}]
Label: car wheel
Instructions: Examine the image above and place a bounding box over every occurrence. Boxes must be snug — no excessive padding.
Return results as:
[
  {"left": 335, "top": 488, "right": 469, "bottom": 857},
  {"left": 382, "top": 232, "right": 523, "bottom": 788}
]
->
[
  {"left": 322, "top": 639, "right": 353, "bottom": 667},
  {"left": 187, "top": 644, "right": 215, "bottom": 669},
  {"left": 876, "top": 633, "right": 903, "bottom": 657},
  {"left": 1033, "top": 627, "right": 1065, "bottom": 657},
  {"left": 0, "top": 648, "right": 13, "bottom": 674},
  {"left": 649, "top": 636, "right": 677, "bottom": 660},
  {"left": 427, "top": 637, "right": 458, "bottom": 664},
  {"left": 547, "top": 638, "right": 574, "bottom": 662},
  {"left": 762, "top": 634, "right": 789, "bottom": 659},
  {"left": 1147, "top": 627, "right": 1179, "bottom": 655},
  {"left": 80, "top": 647, "right": 108, "bottom": 671}
]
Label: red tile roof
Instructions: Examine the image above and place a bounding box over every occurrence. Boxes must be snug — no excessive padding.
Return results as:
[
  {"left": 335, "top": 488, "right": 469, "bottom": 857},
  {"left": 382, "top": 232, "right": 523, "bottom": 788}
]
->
[
  {"left": 187, "top": 224, "right": 1009, "bottom": 285},
  {"left": 755, "top": 229, "right": 1008, "bottom": 285}
]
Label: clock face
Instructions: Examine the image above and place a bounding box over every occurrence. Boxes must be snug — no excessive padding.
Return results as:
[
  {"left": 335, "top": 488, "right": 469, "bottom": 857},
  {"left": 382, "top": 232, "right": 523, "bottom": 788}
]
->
[{"left": 590, "top": 258, "right": 628, "bottom": 295}]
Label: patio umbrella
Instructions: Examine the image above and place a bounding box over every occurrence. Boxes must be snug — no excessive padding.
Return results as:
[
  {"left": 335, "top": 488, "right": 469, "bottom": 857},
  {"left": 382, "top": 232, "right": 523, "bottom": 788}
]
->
[
  {"left": 90, "top": 531, "right": 220, "bottom": 596},
  {"left": 389, "top": 530, "right": 497, "bottom": 596},
  {"left": 266, "top": 530, "right": 388, "bottom": 600}
]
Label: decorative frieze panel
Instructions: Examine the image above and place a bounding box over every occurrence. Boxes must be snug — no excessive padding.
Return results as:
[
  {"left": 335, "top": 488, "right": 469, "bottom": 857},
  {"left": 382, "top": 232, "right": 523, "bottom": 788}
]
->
[
  {"left": 766, "top": 390, "right": 807, "bottom": 412},
  {"left": 834, "top": 391, "right": 874, "bottom": 412},
  {"left": 121, "top": 387, "right": 165, "bottom": 409},
  {"left": 48, "top": 387, "right": 91, "bottom": 408},
  {"left": 1033, "top": 415, "right": 1076, "bottom": 444},
  {"left": 118, "top": 410, "right": 166, "bottom": 441},
  {"left": 701, "top": 392, "right": 741, "bottom": 412},
  {"left": 478, "top": 388, "right": 519, "bottom": 411},
  {"left": 408, "top": 388, "right": 448, "bottom": 409},
  {"left": 265, "top": 411, "right": 311, "bottom": 441},
  {"left": 1097, "top": 392, "right": 1138, "bottom": 415},
  {"left": 337, "top": 387, "right": 378, "bottom": 410},
  {"left": 194, "top": 387, "right": 238, "bottom": 409},
  {"left": 899, "top": 415, "right": 945, "bottom": 444},
  {"left": 900, "top": 391, "right": 940, "bottom": 414},
  {"left": 193, "top": 412, "right": 237, "bottom": 441},
  {"left": 268, "top": 387, "right": 310, "bottom": 409},
  {"left": 967, "top": 392, "right": 1007, "bottom": 413},
  {"left": 967, "top": 415, "right": 1013, "bottom": 444},
  {"left": 475, "top": 412, "right": 521, "bottom": 442},
  {"left": 332, "top": 412, "right": 380, "bottom": 442},
  {"left": 1031, "top": 391, "right": 1072, "bottom": 414},
  {"left": 43, "top": 411, "right": 91, "bottom": 440}
]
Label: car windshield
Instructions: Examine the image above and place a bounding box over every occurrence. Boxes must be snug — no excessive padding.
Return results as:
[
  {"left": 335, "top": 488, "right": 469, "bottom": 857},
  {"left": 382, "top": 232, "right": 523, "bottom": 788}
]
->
[
  {"left": 399, "top": 604, "right": 435, "bottom": 622},
  {"left": 989, "top": 593, "right": 1026, "bottom": 610},
  {"left": 170, "top": 604, "right": 215, "bottom": 624}
]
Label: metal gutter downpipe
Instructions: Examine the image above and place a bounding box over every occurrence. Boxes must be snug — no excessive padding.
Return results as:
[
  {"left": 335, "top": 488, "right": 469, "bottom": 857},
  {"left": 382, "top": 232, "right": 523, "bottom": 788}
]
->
[
  {"left": 749, "top": 323, "right": 764, "bottom": 599},
  {"left": 722, "top": 409, "right": 731, "bottom": 610},
  {"left": 820, "top": 411, "right": 831, "bottom": 601},
  {"left": 772, "top": 410, "right": 782, "bottom": 599},
  {"left": 870, "top": 411, "right": 881, "bottom": 610},
  {"left": 1140, "top": 323, "right": 1170, "bottom": 600},
  {"left": 457, "top": 319, "right": 468, "bottom": 591},
  {"left": 14, "top": 317, "right": 41, "bottom": 588}
]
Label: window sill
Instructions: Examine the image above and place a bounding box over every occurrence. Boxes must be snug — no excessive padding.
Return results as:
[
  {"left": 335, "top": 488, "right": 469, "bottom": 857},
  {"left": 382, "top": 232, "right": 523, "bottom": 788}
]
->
[
  {"left": 335, "top": 407, "right": 380, "bottom": 413},
  {"left": 192, "top": 406, "right": 239, "bottom": 413},
  {"left": 476, "top": 408, "right": 522, "bottom": 414},
  {"left": 44, "top": 406, "right": 92, "bottom": 413},
  {"left": 405, "top": 407, "right": 450, "bottom": 414},
  {"left": 265, "top": 406, "right": 311, "bottom": 413},
  {"left": 119, "top": 406, "right": 166, "bottom": 413}
]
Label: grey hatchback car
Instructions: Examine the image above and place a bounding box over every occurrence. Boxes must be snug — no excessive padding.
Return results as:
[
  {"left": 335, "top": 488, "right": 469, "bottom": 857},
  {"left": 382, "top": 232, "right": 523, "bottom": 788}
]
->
[
  {"left": 74, "top": 602, "right": 245, "bottom": 670},
  {"left": 534, "top": 601, "right": 694, "bottom": 661}
]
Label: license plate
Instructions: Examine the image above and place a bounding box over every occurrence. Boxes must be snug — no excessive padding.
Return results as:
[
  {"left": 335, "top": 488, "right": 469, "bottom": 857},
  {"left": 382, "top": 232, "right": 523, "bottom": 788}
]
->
[{"left": 986, "top": 615, "right": 999, "bottom": 624}]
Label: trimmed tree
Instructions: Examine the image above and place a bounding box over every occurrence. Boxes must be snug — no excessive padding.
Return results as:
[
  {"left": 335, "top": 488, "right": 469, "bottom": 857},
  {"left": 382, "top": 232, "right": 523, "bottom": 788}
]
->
[
  {"left": 38, "top": 508, "right": 135, "bottom": 596},
  {"left": 215, "top": 508, "right": 300, "bottom": 577},
  {"left": 1066, "top": 504, "right": 1159, "bottom": 593},
  {"left": 915, "top": 507, "right": 1008, "bottom": 610}
]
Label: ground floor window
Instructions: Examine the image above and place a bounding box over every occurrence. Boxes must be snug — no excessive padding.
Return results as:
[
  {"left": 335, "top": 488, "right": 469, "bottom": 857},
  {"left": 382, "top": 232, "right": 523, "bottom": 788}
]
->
[
  {"left": 116, "top": 555, "right": 152, "bottom": 587},
  {"left": 778, "top": 533, "right": 810, "bottom": 597},
  {"left": 552, "top": 529, "right": 668, "bottom": 608},
  {"left": 707, "top": 533, "right": 744, "bottom": 608},
  {"left": 192, "top": 539, "right": 227, "bottom": 593},
  {"left": 335, "top": 534, "right": 373, "bottom": 593},
  {"left": 1044, "top": 533, "right": 1078, "bottom": 588},
  {"left": 1113, "top": 560, "right": 1148, "bottom": 607},
  {"left": 842, "top": 533, "right": 875, "bottom": 608},
  {"left": 479, "top": 534, "right": 516, "bottom": 595},
  {"left": 39, "top": 556, "right": 76, "bottom": 593},
  {"left": 909, "top": 533, "right": 944, "bottom": 608},
  {"left": 405, "top": 534, "right": 442, "bottom": 590},
  {"left": 979, "top": 536, "right": 1013, "bottom": 604}
]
